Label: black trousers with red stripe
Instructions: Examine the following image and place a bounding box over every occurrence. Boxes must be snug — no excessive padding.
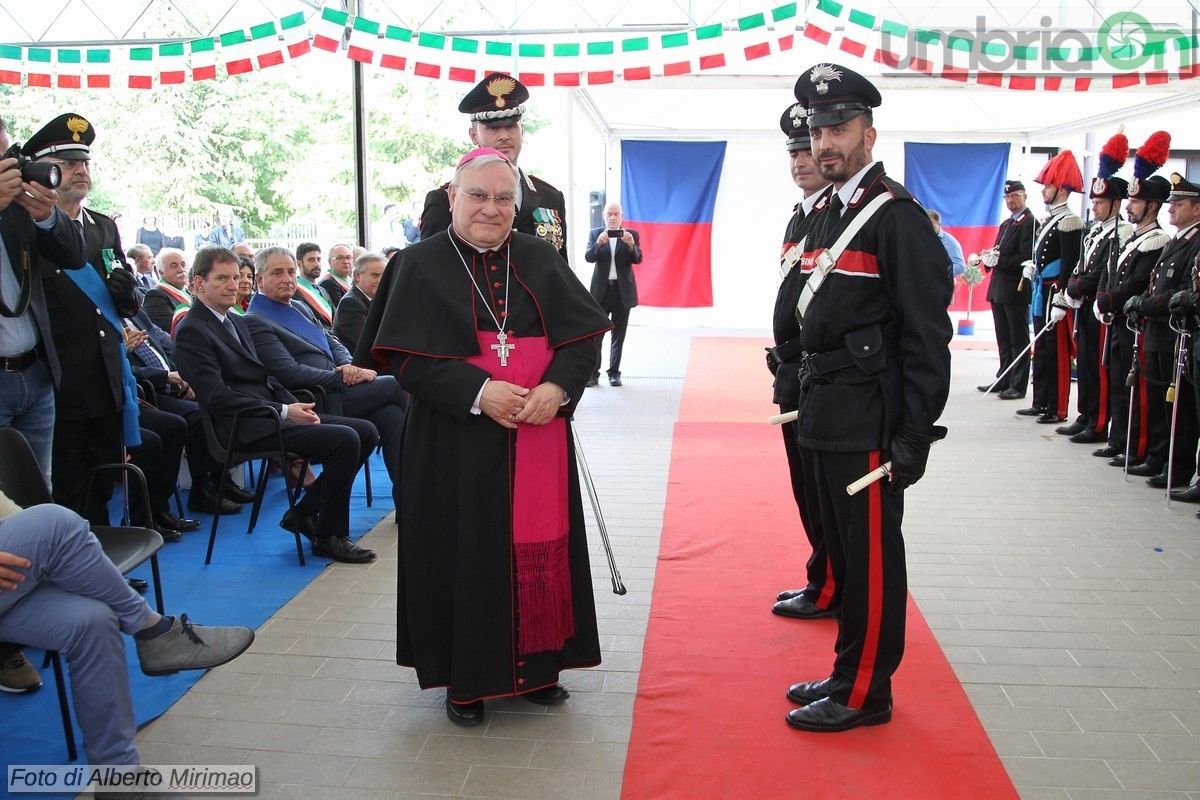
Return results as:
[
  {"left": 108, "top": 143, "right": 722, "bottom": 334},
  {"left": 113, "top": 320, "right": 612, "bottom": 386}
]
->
[
  {"left": 1146, "top": 351, "right": 1198, "bottom": 481},
  {"left": 1106, "top": 324, "right": 1148, "bottom": 459},
  {"left": 1031, "top": 306, "right": 1073, "bottom": 418},
  {"left": 1074, "top": 311, "right": 1110, "bottom": 434},
  {"left": 781, "top": 414, "right": 836, "bottom": 609},
  {"left": 806, "top": 448, "right": 905, "bottom": 711}
]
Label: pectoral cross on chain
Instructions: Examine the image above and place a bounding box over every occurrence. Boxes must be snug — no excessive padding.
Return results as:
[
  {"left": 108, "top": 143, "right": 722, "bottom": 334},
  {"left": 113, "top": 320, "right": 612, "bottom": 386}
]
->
[{"left": 491, "top": 331, "right": 515, "bottom": 366}]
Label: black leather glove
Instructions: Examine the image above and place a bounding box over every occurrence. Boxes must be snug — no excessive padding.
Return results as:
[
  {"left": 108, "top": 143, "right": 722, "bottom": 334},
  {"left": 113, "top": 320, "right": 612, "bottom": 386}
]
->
[
  {"left": 1123, "top": 295, "right": 1143, "bottom": 320},
  {"left": 765, "top": 347, "right": 780, "bottom": 376},
  {"left": 1169, "top": 290, "right": 1198, "bottom": 316},
  {"left": 887, "top": 425, "right": 947, "bottom": 493},
  {"left": 105, "top": 265, "right": 139, "bottom": 317}
]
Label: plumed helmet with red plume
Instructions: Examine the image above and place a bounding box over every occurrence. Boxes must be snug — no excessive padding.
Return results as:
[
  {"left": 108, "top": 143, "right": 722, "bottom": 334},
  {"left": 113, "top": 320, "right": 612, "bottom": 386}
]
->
[
  {"left": 1097, "top": 129, "right": 1129, "bottom": 181},
  {"left": 1133, "top": 131, "right": 1171, "bottom": 179},
  {"left": 1034, "top": 150, "right": 1083, "bottom": 193}
]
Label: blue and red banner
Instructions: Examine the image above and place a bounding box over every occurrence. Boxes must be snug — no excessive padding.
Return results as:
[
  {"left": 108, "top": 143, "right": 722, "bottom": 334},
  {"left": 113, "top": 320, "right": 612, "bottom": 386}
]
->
[
  {"left": 904, "top": 142, "right": 1010, "bottom": 313},
  {"left": 621, "top": 140, "right": 726, "bottom": 307}
]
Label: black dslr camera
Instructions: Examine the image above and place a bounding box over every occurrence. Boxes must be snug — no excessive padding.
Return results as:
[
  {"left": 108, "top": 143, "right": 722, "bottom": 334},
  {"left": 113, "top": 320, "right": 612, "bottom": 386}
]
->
[{"left": 2, "top": 143, "right": 61, "bottom": 188}]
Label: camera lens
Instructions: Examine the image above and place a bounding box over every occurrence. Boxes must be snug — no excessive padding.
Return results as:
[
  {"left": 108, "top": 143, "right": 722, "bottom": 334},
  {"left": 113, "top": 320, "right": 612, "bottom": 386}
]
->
[{"left": 22, "top": 161, "right": 60, "bottom": 189}]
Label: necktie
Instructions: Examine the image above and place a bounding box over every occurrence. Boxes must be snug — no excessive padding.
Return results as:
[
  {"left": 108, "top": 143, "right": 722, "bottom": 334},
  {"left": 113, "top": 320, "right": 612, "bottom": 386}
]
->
[
  {"left": 123, "top": 320, "right": 170, "bottom": 375},
  {"left": 819, "top": 192, "right": 844, "bottom": 248},
  {"left": 222, "top": 316, "right": 243, "bottom": 349}
]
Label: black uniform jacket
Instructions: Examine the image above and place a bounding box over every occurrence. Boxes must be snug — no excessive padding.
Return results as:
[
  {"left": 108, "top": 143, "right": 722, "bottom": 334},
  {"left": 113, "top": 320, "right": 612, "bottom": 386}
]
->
[
  {"left": 584, "top": 226, "right": 642, "bottom": 308},
  {"left": 771, "top": 192, "right": 829, "bottom": 407},
  {"left": 332, "top": 285, "right": 371, "bottom": 356},
  {"left": 1139, "top": 225, "right": 1200, "bottom": 354},
  {"left": 1032, "top": 205, "right": 1083, "bottom": 314},
  {"left": 795, "top": 163, "right": 953, "bottom": 452},
  {"left": 985, "top": 208, "right": 1034, "bottom": 306},
  {"left": 1068, "top": 218, "right": 1133, "bottom": 302},
  {"left": 41, "top": 208, "right": 138, "bottom": 419},
  {"left": 174, "top": 300, "right": 299, "bottom": 445},
  {"left": 420, "top": 169, "right": 569, "bottom": 264},
  {"left": 0, "top": 204, "right": 85, "bottom": 386},
  {"left": 1096, "top": 224, "right": 1168, "bottom": 322}
]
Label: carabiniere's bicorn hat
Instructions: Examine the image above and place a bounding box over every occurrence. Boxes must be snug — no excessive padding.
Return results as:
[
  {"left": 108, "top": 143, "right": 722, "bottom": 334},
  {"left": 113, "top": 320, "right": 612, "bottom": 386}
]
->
[
  {"left": 459, "top": 73, "right": 529, "bottom": 128},
  {"left": 793, "top": 63, "right": 881, "bottom": 129},
  {"left": 780, "top": 103, "right": 811, "bottom": 152},
  {"left": 22, "top": 112, "right": 94, "bottom": 161},
  {"left": 1169, "top": 172, "right": 1200, "bottom": 201}
]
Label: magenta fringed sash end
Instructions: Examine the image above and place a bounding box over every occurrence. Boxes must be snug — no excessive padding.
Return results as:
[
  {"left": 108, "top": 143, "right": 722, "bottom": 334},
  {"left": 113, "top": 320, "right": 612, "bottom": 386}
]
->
[{"left": 466, "top": 332, "right": 574, "bottom": 656}]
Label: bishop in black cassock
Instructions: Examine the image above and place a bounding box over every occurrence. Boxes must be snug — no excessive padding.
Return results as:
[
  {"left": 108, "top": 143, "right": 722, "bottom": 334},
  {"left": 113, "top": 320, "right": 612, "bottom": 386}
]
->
[{"left": 354, "top": 148, "right": 610, "bottom": 724}]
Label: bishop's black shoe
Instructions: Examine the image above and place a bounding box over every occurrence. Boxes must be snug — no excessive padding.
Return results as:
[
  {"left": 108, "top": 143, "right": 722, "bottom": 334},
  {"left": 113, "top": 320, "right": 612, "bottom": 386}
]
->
[
  {"left": 785, "top": 697, "right": 892, "bottom": 732},
  {"left": 522, "top": 683, "right": 570, "bottom": 705},
  {"left": 772, "top": 595, "right": 836, "bottom": 620},
  {"left": 445, "top": 694, "right": 484, "bottom": 726},
  {"left": 1092, "top": 446, "right": 1121, "bottom": 458},
  {"left": 1015, "top": 406, "right": 1047, "bottom": 416}
]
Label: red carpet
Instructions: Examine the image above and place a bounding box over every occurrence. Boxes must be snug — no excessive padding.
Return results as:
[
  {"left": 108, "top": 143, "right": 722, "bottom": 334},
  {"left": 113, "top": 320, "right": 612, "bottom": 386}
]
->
[{"left": 621, "top": 337, "right": 1016, "bottom": 800}]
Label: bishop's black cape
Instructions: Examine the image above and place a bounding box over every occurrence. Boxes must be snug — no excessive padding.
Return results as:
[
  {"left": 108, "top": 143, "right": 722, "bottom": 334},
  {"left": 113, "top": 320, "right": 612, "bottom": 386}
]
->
[{"left": 354, "top": 230, "right": 611, "bottom": 702}]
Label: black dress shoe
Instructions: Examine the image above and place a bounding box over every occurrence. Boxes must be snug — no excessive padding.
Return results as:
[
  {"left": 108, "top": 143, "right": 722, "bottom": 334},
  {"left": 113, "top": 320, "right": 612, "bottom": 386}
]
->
[
  {"left": 1127, "top": 459, "right": 1164, "bottom": 477},
  {"left": 785, "top": 696, "right": 892, "bottom": 732},
  {"left": 222, "top": 482, "right": 257, "bottom": 504},
  {"left": 772, "top": 595, "right": 836, "bottom": 620},
  {"left": 977, "top": 383, "right": 1002, "bottom": 393},
  {"left": 608, "top": 375, "right": 622, "bottom": 387},
  {"left": 1069, "top": 431, "right": 1109, "bottom": 444},
  {"left": 1015, "top": 406, "right": 1047, "bottom": 416},
  {"left": 522, "top": 683, "right": 570, "bottom": 705},
  {"left": 1037, "top": 414, "right": 1068, "bottom": 424},
  {"left": 187, "top": 482, "right": 243, "bottom": 515},
  {"left": 776, "top": 588, "right": 807, "bottom": 601},
  {"left": 1170, "top": 484, "right": 1200, "bottom": 503},
  {"left": 997, "top": 388, "right": 1026, "bottom": 400},
  {"left": 153, "top": 524, "right": 182, "bottom": 543},
  {"left": 1108, "top": 455, "right": 1127, "bottom": 468},
  {"left": 157, "top": 510, "right": 200, "bottom": 532},
  {"left": 312, "top": 536, "right": 377, "bottom": 563},
  {"left": 585, "top": 376, "right": 599, "bottom": 388},
  {"left": 1092, "top": 446, "right": 1121, "bottom": 458},
  {"left": 1146, "top": 471, "right": 1192, "bottom": 490},
  {"left": 280, "top": 509, "right": 319, "bottom": 542},
  {"left": 1055, "top": 422, "right": 1086, "bottom": 436},
  {"left": 445, "top": 694, "right": 484, "bottom": 726},
  {"left": 127, "top": 578, "right": 149, "bottom": 593},
  {"left": 786, "top": 678, "right": 833, "bottom": 706}
]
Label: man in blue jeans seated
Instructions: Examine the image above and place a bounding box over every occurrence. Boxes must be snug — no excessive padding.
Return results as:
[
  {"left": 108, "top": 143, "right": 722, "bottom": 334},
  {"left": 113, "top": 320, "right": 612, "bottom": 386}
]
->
[{"left": 0, "top": 497, "right": 254, "bottom": 797}]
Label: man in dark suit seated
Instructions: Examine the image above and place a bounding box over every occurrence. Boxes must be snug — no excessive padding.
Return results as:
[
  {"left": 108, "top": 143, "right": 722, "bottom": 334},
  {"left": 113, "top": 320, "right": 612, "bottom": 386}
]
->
[
  {"left": 245, "top": 246, "right": 405, "bottom": 507},
  {"left": 141, "top": 247, "right": 191, "bottom": 335},
  {"left": 584, "top": 202, "right": 643, "bottom": 387},
  {"left": 174, "top": 247, "right": 380, "bottom": 564},
  {"left": 317, "top": 243, "right": 353, "bottom": 309},
  {"left": 332, "top": 251, "right": 386, "bottom": 359},
  {"left": 123, "top": 307, "right": 251, "bottom": 516}
]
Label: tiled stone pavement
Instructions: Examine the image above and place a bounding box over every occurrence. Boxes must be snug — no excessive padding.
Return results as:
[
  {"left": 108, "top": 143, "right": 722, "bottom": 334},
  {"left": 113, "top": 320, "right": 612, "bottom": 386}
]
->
[{"left": 125, "top": 329, "right": 1200, "bottom": 799}]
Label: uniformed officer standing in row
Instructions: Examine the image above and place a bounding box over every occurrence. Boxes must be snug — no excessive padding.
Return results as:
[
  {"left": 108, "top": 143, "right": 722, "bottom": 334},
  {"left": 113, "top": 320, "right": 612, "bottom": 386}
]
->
[
  {"left": 1059, "top": 133, "right": 1133, "bottom": 444},
  {"left": 767, "top": 103, "right": 837, "bottom": 622},
  {"left": 1092, "top": 133, "right": 1172, "bottom": 468},
  {"left": 783, "top": 64, "right": 952, "bottom": 733},
  {"left": 420, "top": 73, "right": 569, "bottom": 264},
  {"left": 1017, "top": 151, "right": 1083, "bottom": 424},
  {"left": 1165, "top": 174, "right": 1200, "bottom": 508},
  {"left": 978, "top": 180, "right": 1035, "bottom": 400},
  {"left": 1125, "top": 173, "right": 1200, "bottom": 489}
]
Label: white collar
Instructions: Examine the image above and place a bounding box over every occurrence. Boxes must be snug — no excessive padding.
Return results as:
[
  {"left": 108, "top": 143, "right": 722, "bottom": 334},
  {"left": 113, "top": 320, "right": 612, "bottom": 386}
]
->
[
  {"left": 1174, "top": 220, "right": 1200, "bottom": 238},
  {"left": 801, "top": 185, "right": 831, "bottom": 216},
  {"left": 833, "top": 161, "right": 877, "bottom": 210}
]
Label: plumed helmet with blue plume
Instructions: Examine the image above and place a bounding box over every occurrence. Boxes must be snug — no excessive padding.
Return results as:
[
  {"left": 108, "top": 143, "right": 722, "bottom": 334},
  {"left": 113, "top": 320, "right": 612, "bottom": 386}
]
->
[
  {"left": 1097, "top": 128, "right": 1129, "bottom": 181},
  {"left": 1132, "top": 131, "right": 1171, "bottom": 180}
]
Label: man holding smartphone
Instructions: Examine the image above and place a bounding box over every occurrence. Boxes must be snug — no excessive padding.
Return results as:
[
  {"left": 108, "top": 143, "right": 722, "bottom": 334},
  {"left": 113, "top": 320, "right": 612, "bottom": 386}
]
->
[{"left": 585, "top": 202, "right": 642, "bottom": 387}]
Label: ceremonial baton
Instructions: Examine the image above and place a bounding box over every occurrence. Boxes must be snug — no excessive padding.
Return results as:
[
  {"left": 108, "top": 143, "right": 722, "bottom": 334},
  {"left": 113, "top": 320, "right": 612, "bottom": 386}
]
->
[
  {"left": 769, "top": 410, "right": 798, "bottom": 426},
  {"left": 1164, "top": 318, "right": 1190, "bottom": 507},
  {"left": 846, "top": 436, "right": 944, "bottom": 496},
  {"left": 570, "top": 420, "right": 627, "bottom": 596}
]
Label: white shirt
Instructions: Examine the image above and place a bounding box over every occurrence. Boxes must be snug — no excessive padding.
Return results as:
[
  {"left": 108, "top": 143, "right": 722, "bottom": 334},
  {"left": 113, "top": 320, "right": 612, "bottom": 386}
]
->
[
  {"left": 831, "top": 161, "right": 878, "bottom": 213},
  {"left": 607, "top": 237, "right": 619, "bottom": 280}
]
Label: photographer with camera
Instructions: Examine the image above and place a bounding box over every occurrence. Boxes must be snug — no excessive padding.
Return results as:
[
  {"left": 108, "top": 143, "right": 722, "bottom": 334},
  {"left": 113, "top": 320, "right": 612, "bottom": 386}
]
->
[{"left": 585, "top": 202, "right": 642, "bottom": 387}]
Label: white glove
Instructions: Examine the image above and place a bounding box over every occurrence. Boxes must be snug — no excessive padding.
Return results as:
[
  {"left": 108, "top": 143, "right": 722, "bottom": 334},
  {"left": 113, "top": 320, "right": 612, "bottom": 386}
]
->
[
  {"left": 1049, "top": 306, "right": 1067, "bottom": 326},
  {"left": 1021, "top": 261, "right": 1036, "bottom": 281},
  {"left": 1063, "top": 292, "right": 1083, "bottom": 309},
  {"left": 982, "top": 250, "right": 999, "bottom": 268},
  {"left": 967, "top": 253, "right": 982, "bottom": 268},
  {"left": 1093, "top": 300, "right": 1103, "bottom": 322}
]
